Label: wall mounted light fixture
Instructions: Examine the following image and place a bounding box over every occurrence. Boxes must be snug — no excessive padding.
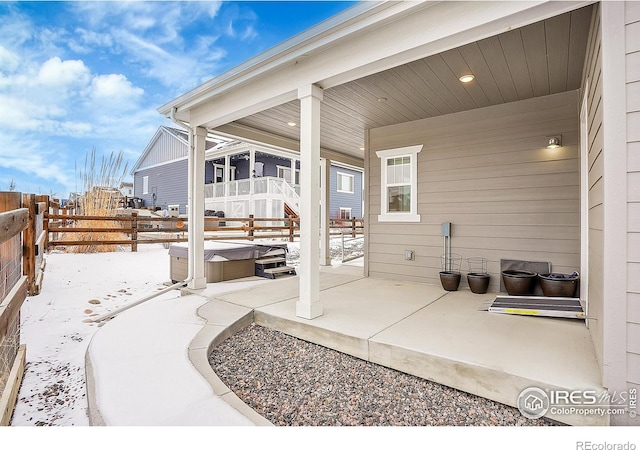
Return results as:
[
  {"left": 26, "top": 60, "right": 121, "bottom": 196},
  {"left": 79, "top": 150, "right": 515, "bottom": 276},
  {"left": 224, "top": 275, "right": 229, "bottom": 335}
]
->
[{"left": 546, "top": 136, "right": 562, "bottom": 149}]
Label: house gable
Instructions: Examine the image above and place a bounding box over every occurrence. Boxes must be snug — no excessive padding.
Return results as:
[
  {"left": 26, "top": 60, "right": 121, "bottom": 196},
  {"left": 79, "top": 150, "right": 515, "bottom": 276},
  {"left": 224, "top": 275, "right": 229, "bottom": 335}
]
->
[{"left": 131, "top": 126, "right": 189, "bottom": 174}]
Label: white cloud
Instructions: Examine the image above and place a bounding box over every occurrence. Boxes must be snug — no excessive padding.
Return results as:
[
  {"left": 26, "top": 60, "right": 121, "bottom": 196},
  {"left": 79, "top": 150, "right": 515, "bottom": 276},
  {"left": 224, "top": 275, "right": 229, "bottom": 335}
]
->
[
  {"left": 68, "top": 1, "right": 231, "bottom": 92},
  {"left": 38, "top": 56, "right": 90, "bottom": 87},
  {"left": 91, "top": 73, "right": 144, "bottom": 103},
  {"left": 0, "top": 44, "right": 20, "bottom": 72},
  {"left": 68, "top": 28, "right": 114, "bottom": 54}
]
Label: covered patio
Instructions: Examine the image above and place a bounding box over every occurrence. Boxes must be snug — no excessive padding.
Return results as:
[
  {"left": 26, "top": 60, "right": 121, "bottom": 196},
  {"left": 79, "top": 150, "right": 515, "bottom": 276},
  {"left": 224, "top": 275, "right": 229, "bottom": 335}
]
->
[
  {"left": 205, "top": 262, "right": 605, "bottom": 426},
  {"left": 156, "top": 0, "right": 636, "bottom": 426}
]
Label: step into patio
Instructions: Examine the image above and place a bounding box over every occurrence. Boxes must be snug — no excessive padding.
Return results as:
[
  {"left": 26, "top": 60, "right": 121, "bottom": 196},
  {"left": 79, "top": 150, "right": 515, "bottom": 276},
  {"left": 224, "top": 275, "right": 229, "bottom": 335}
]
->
[
  {"left": 255, "top": 257, "right": 296, "bottom": 279},
  {"left": 262, "top": 266, "right": 297, "bottom": 278}
]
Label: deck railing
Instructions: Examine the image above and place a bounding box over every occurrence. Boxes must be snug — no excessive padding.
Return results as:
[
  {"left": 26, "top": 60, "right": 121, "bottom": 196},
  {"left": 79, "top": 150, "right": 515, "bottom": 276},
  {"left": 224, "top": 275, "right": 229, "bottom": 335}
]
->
[{"left": 204, "top": 176, "right": 300, "bottom": 216}]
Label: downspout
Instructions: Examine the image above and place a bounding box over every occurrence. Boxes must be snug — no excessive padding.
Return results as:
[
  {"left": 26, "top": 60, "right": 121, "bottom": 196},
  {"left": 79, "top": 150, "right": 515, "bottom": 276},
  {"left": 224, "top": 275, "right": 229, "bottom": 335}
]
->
[
  {"left": 170, "top": 107, "right": 195, "bottom": 286},
  {"left": 91, "top": 108, "right": 195, "bottom": 323}
]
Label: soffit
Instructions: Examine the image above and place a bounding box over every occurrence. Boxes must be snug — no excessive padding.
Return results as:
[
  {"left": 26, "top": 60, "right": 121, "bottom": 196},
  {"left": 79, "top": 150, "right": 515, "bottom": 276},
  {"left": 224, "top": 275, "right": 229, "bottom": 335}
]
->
[{"left": 228, "top": 4, "right": 594, "bottom": 160}]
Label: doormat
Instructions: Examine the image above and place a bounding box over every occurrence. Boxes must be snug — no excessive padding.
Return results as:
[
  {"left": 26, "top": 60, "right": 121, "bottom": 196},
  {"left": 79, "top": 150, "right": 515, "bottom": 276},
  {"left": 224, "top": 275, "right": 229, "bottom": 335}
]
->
[{"left": 480, "top": 295, "right": 585, "bottom": 319}]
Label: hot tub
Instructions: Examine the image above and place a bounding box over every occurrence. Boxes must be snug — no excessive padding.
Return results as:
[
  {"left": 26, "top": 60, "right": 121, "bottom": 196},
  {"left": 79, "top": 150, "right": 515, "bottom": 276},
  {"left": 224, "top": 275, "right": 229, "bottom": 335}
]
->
[{"left": 168, "top": 240, "right": 287, "bottom": 283}]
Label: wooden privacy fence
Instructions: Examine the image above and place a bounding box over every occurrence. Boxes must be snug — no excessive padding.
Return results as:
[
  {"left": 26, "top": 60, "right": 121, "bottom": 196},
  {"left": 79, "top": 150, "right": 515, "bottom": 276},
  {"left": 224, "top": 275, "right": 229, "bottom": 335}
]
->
[
  {"left": 46, "top": 212, "right": 364, "bottom": 251},
  {"left": 0, "top": 192, "right": 29, "bottom": 426}
]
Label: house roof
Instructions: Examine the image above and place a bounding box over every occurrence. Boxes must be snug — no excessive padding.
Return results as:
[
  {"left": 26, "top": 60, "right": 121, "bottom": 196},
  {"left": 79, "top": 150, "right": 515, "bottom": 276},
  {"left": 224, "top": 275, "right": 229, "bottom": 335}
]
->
[
  {"left": 158, "top": 1, "right": 595, "bottom": 163},
  {"left": 131, "top": 125, "right": 225, "bottom": 174}
]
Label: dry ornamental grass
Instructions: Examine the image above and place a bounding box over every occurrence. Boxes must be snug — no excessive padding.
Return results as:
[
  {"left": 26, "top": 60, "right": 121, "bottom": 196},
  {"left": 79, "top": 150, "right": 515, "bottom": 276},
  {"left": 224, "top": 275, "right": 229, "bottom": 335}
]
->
[{"left": 65, "top": 148, "right": 129, "bottom": 253}]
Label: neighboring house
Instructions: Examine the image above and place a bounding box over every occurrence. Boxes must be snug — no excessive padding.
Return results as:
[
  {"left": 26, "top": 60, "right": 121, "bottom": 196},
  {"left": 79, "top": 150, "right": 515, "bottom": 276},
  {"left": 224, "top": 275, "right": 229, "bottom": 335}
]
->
[
  {"left": 131, "top": 126, "right": 363, "bottom": 218},
  {"left": 130, "top": 126, "right": 219, "bottom": 215},
  {"left": 118, "top": 181, "right": 134, "bottom": 199},
  {"left": 157, "top": 1, "right": 639, "bottom": 425}
]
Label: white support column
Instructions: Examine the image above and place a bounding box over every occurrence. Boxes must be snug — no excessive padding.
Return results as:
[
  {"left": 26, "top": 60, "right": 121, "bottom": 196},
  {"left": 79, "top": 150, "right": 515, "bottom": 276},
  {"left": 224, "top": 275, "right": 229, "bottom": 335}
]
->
[
  {"left": 224, "top": 154, "right": 230, "bottom": 198},
  {"left": 296, "top": 84, "right": 323, "bottom": 319},
  {"left": 320, "top": 157, "right": 331, "bottom": 266},
  {"left": 290, "top": 157, "right": 296, "bottom": 186},
  {"left": 188, "top": 126, "right": 207, "bottom": 290},
  {"left": 249, "top": 147, "right": 256, "bottom": 216}
]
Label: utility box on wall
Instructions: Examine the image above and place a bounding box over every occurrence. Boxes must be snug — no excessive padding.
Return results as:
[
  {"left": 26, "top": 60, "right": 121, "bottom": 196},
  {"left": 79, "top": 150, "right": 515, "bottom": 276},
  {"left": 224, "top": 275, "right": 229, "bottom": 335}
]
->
[{"left": 441, "top": 222, "right": 451, "bottom": 237}]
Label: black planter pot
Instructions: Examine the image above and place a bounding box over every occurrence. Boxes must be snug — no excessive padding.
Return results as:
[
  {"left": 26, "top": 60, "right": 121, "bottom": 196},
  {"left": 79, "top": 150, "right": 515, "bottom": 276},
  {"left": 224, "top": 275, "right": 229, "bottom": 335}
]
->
[
  {"left": 467, "top": 273, "right": 490, "bottom": 294},
  {"left": 502, "top": 270, "right": 537, "bottom": 296},
  {"left": 440, "top": 271, "right": 461, "bottom": 291},
  {"left": 538, "top": 273, "right": 579, "bottom": 297}
]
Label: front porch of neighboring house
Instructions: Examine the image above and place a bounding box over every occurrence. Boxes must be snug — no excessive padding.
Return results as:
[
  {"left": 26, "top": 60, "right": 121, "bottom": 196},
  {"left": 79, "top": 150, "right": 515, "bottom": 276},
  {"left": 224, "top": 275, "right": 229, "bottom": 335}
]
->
[{"left": 203, "top": 142, "right": 301, "bottom": 220}]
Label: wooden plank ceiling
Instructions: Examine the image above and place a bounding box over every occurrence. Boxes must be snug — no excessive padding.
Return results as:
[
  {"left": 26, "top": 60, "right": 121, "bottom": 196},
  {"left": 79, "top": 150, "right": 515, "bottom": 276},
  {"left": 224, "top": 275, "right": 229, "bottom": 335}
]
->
[{"left": 230, "top": 4, "right": 594, "bottom": 160}]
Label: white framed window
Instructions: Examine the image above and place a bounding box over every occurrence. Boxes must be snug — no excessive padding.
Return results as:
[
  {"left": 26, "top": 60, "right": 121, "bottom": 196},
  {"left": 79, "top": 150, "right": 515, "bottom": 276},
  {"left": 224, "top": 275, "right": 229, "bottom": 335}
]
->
[
  {"left": 376, "top": 145, "right": 422, "bottom": 222},
  {"left": 339, "top": 207, "right": 352, "bottom": 220},
  {"left": 142, "top": 176, "right": 149, "bottom": 195},
  {"left": 337, "top": 172, "right": 354, "bottom": 194}
]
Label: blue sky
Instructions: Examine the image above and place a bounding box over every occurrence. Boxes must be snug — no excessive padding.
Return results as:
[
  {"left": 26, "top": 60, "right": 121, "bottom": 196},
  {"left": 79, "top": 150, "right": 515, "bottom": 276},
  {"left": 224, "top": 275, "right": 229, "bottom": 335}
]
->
[{"left": 0, "top": 1, "right": 355, "bottom": 198}]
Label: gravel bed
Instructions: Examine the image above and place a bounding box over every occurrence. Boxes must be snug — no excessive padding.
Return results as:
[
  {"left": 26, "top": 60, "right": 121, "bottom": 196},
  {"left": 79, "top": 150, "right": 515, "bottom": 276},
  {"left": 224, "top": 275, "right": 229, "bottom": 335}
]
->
[{"left": 209, "top": 324, "right": 558, "bottom": 426}]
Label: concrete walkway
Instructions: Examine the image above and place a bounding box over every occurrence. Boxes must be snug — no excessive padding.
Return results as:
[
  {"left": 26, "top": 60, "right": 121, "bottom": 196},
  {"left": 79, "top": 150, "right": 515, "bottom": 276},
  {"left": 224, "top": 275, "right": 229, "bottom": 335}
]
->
[{"left": 86, "top": 261, "right": 606, "bottom": 426}]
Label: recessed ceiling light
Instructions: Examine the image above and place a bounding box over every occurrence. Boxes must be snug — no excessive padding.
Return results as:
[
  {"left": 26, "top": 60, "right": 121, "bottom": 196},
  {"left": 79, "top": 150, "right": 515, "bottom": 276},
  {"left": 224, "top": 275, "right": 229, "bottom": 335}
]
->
[
  {"left": 287, "top": 121, "right": 296, "bottom": 127},
  {"left": 459, "top": 74, "right": 475, "bottom": 83},
  {"left": 377, "top": 97, "right": 387, "bottom": 103},
  {"left": 359, "top": 147, "right": 365, "bottom": 151}
]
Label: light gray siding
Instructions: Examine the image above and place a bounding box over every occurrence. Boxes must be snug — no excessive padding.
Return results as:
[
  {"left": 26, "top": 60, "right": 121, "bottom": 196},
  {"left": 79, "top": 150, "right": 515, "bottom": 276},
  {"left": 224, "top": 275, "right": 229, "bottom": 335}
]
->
[
  {"left": 582, "top": 4, "right": 605, "bottom": 383},
  {"left": 367, "top": 90, "right": 580, "bottom": 293},
  {"left": 330, "top": 165, "right": 363, "bottom": 218},
  {"left": 625, "top": 0, "right": 640, "bottom": 426},
  {"left": 134, "top": 159, "right": 188, "bottom": 214}
]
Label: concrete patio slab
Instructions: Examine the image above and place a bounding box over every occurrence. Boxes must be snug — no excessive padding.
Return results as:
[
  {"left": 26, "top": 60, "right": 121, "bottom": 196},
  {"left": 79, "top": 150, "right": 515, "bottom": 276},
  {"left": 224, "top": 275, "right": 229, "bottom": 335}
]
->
[
  {"left": 367, "top": 290, "right": 604, "bottom": 426},
  {"left": 215, "top": 264, "right": 607, "bottom": 426}
]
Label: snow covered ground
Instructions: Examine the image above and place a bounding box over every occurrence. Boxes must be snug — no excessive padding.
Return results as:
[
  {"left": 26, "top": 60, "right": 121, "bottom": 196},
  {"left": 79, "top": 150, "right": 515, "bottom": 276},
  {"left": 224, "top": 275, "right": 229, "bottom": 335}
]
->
[
  {"left": 9, "top": 237, "right": 363, "bottom": 427},
  {"left": 12, "top": 244, "right": 174, "bottom": 426}
]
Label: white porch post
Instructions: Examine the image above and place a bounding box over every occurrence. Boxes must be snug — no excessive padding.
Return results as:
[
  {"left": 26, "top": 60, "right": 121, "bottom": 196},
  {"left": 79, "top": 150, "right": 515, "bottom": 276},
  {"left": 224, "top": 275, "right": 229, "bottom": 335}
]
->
[
  {"left": 188, "top": 126, "right": 207, "bottom": 290},
  {"left": 249, "top": 147, "right": 256, "bottom": 217},
  {"left": 290, "top": 158, "right": 296, "bottom": 186},
  {"left": 296, "top": 84, "right": 323, "bottom": 319},
  {"left": 320, "top": 157, "right": 331, "bottom": 266},
  {"left": 224, "top": 154, "right": 230, "bottom": 197}
]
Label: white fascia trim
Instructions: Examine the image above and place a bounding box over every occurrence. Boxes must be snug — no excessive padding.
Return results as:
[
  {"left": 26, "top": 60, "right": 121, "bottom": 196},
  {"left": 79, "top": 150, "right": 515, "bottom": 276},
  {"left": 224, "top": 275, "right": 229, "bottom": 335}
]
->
[
  {"left": 133, "top": 156, "right": 188, "bottom": 174},
  {"left": 331, "top": 160, "right": 364, "bottom": 173},
  {"left": 376, "top": 145, "right": 423, "bottom": 223}
]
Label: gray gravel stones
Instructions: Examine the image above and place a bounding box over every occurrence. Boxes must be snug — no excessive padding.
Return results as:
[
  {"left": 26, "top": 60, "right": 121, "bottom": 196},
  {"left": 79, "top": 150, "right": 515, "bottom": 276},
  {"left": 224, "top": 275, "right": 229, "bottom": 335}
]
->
[{"left": 209, "top": 324, "right": 558, "bottom": 426}]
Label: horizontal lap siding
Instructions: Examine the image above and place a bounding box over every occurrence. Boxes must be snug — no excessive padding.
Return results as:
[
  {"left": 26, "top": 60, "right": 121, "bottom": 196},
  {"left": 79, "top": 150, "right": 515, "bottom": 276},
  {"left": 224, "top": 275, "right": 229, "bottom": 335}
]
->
[
  {"left": 330, "top": 165, "right": 364, "bottom": 218},
  {"left": 367, "top": 90, "right": 580, "bottom": 291},
  {"left": 627, "top": 0, "right": 640, "bottom": 425},
  {"left": 583, "top": 5, "right": 605, "bottom": 373},
  {"left": 134, "top": 159, "right": 189, "bottom": 214}
]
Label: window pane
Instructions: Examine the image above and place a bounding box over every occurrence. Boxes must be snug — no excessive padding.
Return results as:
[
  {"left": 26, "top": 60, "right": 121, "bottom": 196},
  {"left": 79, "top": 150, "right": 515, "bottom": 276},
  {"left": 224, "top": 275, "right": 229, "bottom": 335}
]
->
[
  {"left": 403, "top": 163, "right": 411, "bottom": 183},
  {"left": 387, "top": 185, "right": 410, "bottom": 212}
]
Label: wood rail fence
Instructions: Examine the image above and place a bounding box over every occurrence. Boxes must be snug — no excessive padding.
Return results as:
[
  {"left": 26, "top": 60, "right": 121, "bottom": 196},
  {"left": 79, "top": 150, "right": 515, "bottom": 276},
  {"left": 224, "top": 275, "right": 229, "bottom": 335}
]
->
[{"left": 45, "top": 212, "right": 364, "bottom": 252}]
